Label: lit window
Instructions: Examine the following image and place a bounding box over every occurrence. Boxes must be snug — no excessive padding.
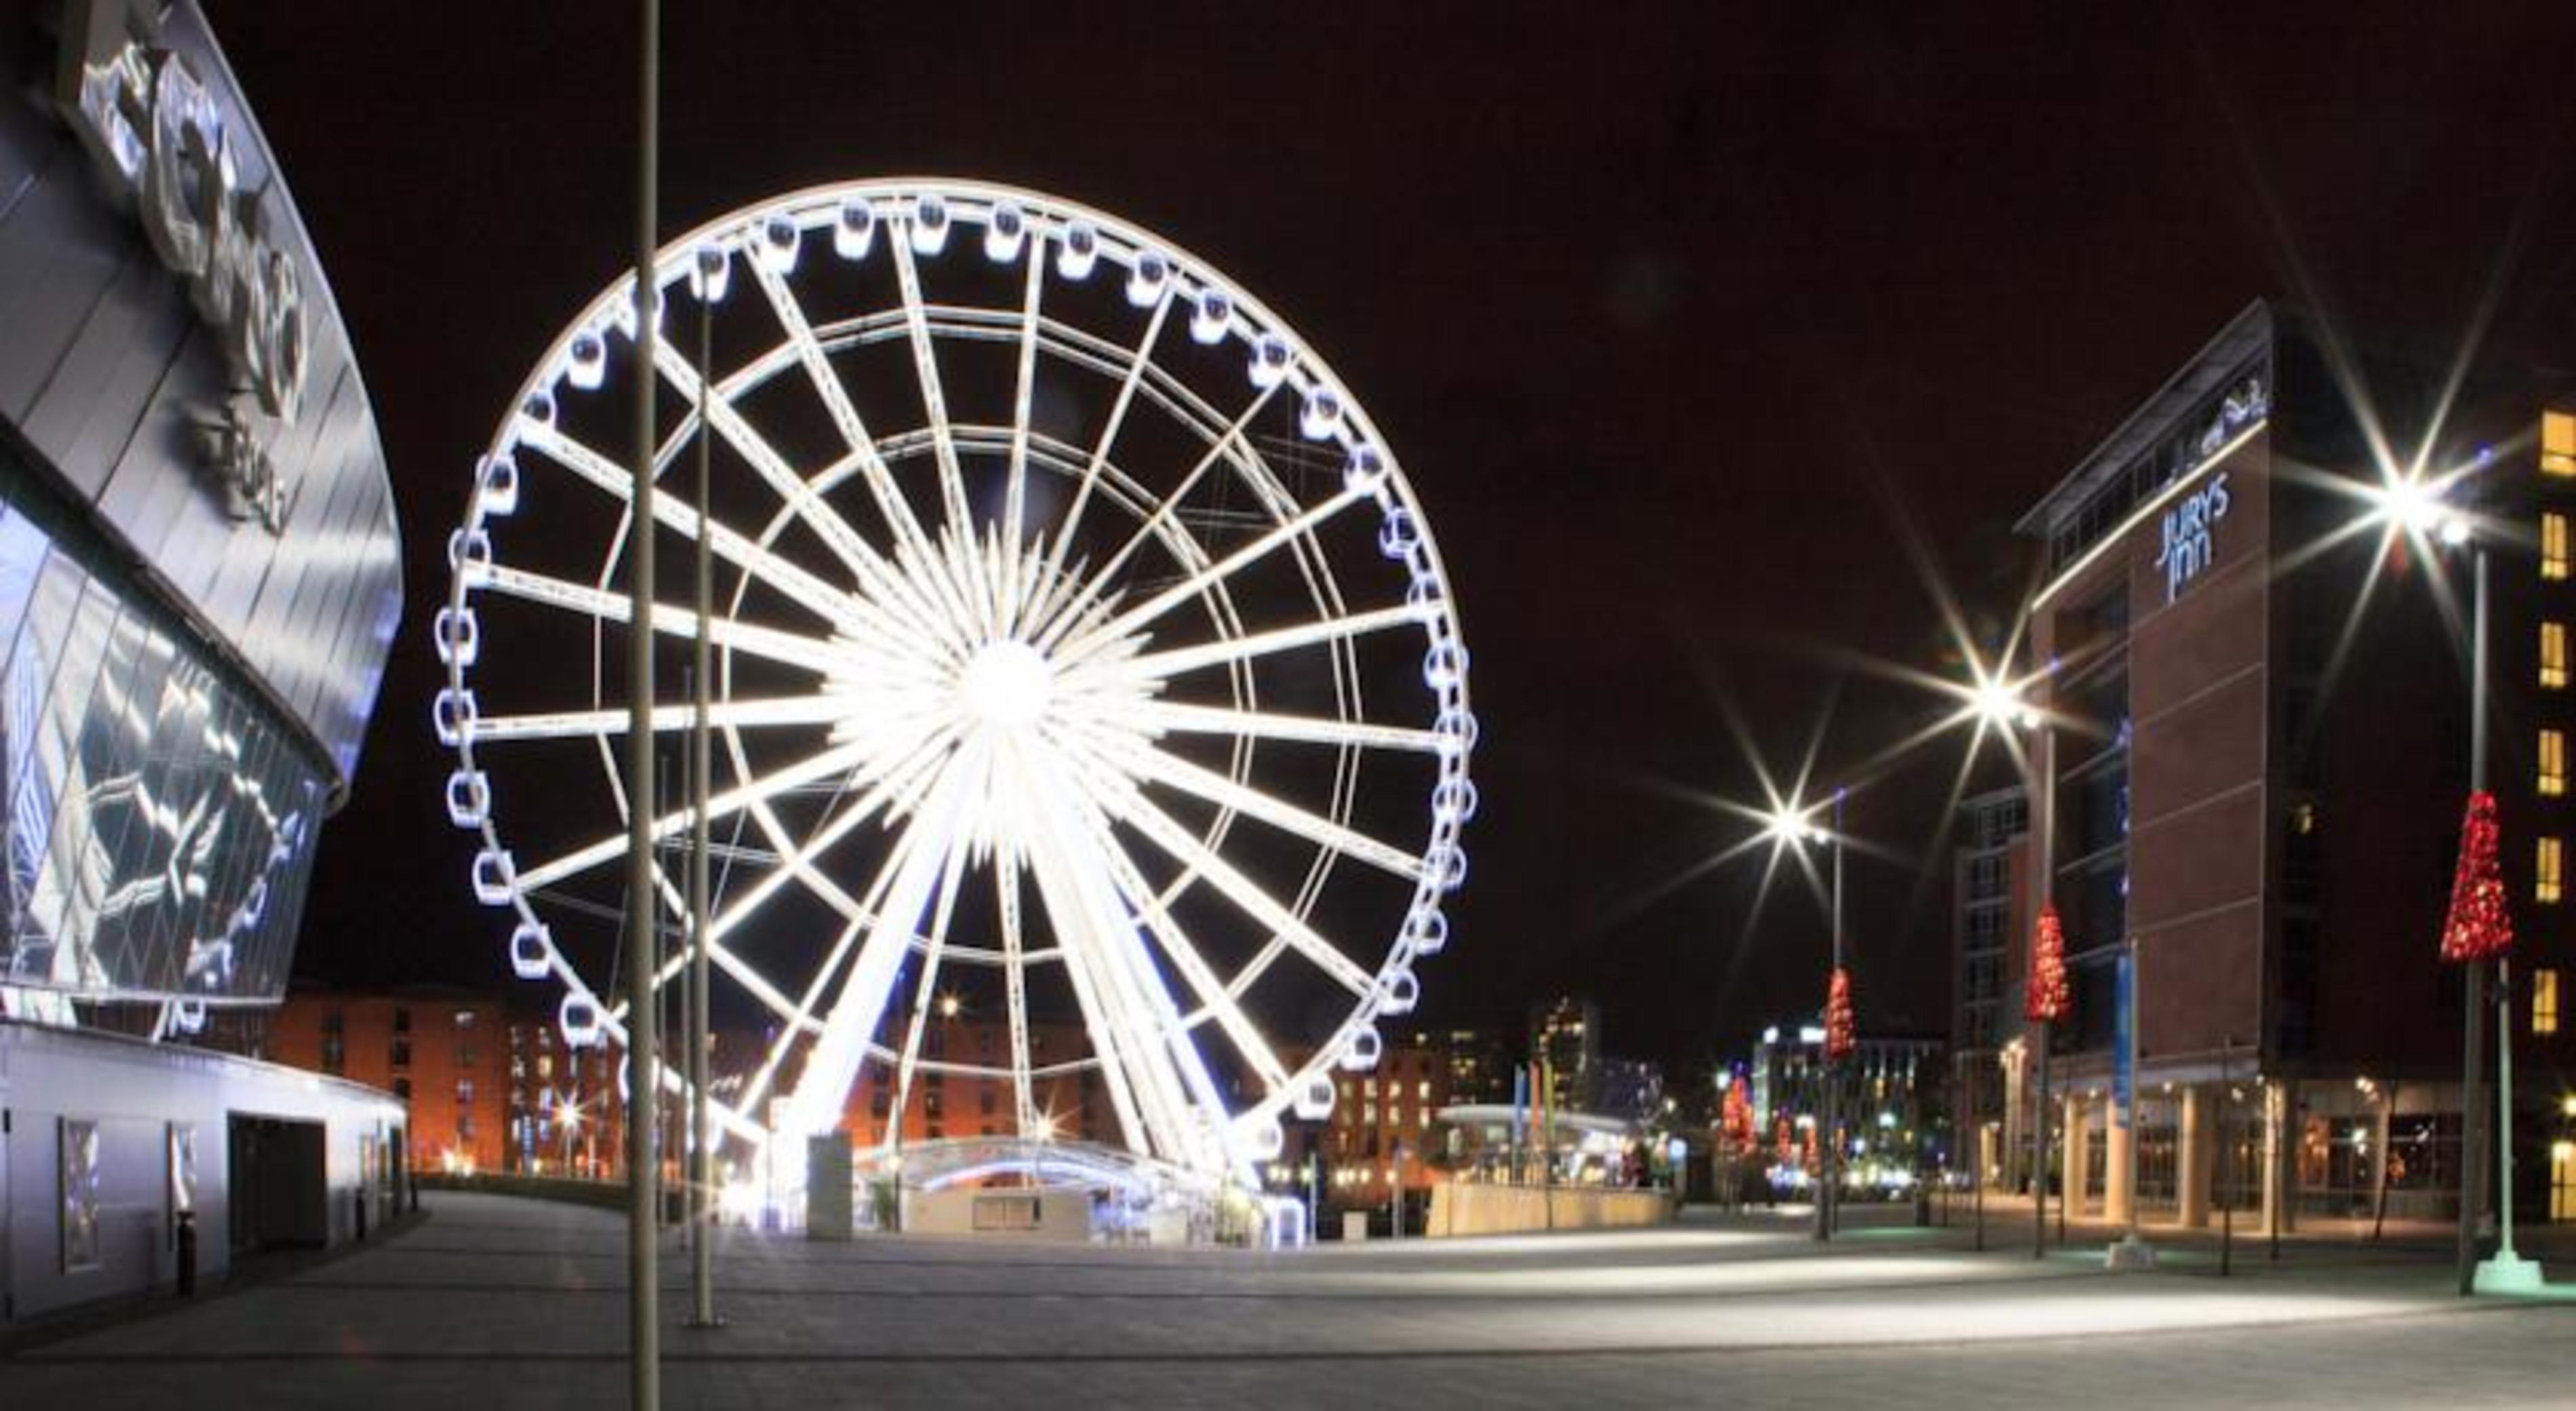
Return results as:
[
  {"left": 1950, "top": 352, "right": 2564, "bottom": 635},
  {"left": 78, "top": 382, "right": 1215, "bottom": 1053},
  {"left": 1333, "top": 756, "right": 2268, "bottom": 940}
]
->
[
  {"left": 2548, "top": 410, "right": 2576, "bottom": 479},
  {"left": 2543, "top": 730, "right": 2567, "bottom": 797},
  {"left": 2548, "top": 514, "right": 2571, "bottom": 581},
  {"left": 2539, "top": 837, "right": 2564, "bottom": 904},
  {"left": 2546, "top": 623, "right": 2570, "bottom": 690},
  {"left": 2535, "top": 968, "right": 2560, "bottom": 1036}
]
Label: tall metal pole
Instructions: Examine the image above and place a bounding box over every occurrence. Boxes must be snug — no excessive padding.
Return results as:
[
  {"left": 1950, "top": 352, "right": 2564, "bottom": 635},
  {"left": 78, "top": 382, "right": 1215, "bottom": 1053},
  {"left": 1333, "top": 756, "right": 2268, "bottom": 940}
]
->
[
  {"left": 2468, "top": 545, "right": 2542, "bottom": 1294},
  {"left": 2034, "top": 722, "right": 2053, "bottom": 1259},
  {"left": 687, "top": 282, "right": 720, "bottom": 1329},
  {"left": 2457, "top": 547, "right": 2488, "bottom": 1296},
  {"left": 624, "top": 0, "right": 661, "bottom": 1404},
  {"left": 1816, "top": 793, "right": 1844, "bottom": 1241},
  {"left": 1971, "top": 1053, "right": 1986, "bottom": 1250},
  {"left": 2492, "top": 957, "right": 2522, "bottom": 1265},
  {"left": 2217, "top": 1041, "right": 2233, "bottom": 1277}
]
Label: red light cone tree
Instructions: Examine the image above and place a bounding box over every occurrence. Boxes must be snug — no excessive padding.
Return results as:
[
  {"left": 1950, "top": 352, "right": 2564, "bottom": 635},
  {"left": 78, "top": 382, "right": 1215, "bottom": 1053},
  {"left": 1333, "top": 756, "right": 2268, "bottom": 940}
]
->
[
  {"left": 1824, "top": 967, "right": 1856, "bottom": 1062},
  {"left": 2440, "top": 790, "right": 2513, "bottom": 963},
  {"left": 2026, "top": 902, "right": 2070, "bottom": 1022}
]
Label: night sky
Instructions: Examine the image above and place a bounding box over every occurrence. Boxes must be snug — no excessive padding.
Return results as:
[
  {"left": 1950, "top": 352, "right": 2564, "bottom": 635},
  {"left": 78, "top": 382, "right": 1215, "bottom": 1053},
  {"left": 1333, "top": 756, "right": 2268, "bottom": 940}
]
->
[{"left": 209, "top": 1, "right": 2576, "bottom": 1077}]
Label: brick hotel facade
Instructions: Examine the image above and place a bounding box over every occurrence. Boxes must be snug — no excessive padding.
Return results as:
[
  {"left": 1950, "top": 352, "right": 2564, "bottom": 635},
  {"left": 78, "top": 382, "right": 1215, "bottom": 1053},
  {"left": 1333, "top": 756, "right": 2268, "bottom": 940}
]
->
[{"left": 1977, "top": 300, "right": 2576, "bottom": 1230}]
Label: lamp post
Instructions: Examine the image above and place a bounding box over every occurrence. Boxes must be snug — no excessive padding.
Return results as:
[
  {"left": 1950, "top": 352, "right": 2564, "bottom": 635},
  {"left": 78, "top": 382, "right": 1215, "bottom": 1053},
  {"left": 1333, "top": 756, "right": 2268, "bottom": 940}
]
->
[
  {"left": 1968, "top": 665, "right": 2054, "bottom": 1260},
  {"left": 623, "top": 1, "right": 662, "bottom": 1404},
  {"left": 1765, "top": 793, "right": 1843, "bottom": 1241},
  {"left": 2364, "top": 476, "right": 2541, "bottom": 1295}
]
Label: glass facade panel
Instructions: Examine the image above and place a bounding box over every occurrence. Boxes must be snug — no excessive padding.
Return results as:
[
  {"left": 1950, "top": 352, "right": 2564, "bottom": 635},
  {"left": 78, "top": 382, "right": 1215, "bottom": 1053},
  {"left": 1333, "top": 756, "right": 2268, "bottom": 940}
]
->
[{"left": 0, "top": 445, "right": 326, "bottom": 1009}]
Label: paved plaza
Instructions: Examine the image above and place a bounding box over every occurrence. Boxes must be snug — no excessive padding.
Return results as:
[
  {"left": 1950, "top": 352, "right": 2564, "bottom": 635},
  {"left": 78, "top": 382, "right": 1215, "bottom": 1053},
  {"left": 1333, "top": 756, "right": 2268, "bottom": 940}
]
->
[{"left": 2, "top": 1191, "right": 2571, "bottom": 1408}]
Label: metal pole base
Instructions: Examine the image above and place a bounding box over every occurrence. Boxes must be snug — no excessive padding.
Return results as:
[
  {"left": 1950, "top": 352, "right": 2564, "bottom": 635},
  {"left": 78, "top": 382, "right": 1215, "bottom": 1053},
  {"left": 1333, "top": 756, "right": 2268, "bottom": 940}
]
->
[
  {"left": 2472, "top": 1251, "right": 2548, "bottom": 1296},
  {"left": 2104, "top": 1234, "right": 2158, "bottom": 1272}
]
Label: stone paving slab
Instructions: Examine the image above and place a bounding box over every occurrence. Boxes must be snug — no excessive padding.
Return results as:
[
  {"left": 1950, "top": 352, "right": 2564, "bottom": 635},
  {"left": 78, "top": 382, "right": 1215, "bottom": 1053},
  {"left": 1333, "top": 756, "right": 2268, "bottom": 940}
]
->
[{"left": 1, "top": 1191, "right": 2569, "bottom": 1409}]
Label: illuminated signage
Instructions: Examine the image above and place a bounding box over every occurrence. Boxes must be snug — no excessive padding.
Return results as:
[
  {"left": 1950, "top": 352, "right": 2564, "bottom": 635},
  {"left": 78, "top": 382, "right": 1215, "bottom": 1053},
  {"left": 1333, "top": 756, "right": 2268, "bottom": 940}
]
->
[
  {"left": 54, "top": 0, "right": 305, "bottom": 534},
  {"left": 2154, "top": 374, "right": 2266, "bottom": 603},
  {"left": 2156, "top": 471, "right": 2229, "bottom": 603}
]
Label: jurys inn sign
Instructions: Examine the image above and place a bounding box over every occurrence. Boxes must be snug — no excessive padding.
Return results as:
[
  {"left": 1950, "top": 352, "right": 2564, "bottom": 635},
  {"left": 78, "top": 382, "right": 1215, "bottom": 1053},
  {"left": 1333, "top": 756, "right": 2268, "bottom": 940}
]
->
[{"left": 52, "top": 0, "right": 306, "bottom": 534}]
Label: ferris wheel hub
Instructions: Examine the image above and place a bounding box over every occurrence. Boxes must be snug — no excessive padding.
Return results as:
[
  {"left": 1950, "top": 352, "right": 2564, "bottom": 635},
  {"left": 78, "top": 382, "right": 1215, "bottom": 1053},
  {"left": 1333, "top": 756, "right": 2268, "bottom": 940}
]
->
[{"left": 960, "top": 638, "right": 1054, "bottom": 730}]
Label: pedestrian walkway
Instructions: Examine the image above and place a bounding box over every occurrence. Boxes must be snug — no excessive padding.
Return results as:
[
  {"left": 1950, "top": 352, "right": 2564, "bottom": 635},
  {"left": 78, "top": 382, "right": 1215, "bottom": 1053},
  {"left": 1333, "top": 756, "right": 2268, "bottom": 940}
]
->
[{"left": 1, "top": 1191, "right": 2569, "bottom": 1408}]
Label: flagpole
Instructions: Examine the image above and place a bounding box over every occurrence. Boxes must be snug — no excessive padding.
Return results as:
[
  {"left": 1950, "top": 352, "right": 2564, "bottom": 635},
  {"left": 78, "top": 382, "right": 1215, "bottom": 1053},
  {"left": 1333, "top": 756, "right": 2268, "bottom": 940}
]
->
[{"left": 623, "top": 0, "right": 662, "bottom": 1403}]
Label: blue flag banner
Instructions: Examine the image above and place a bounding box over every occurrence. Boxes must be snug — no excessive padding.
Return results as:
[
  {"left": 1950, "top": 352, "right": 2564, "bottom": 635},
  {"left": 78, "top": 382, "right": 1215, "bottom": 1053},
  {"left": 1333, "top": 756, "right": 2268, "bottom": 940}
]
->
[{"left": 2112, "top": 947, "right": 2135, "bottom": 1130}]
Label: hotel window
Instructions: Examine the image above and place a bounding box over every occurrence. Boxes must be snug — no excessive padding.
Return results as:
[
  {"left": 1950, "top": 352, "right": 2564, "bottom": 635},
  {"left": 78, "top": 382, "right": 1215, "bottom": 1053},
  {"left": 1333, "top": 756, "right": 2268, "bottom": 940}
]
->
[
  {"left": 2549, "top": 514, "right": 2572, "bottom": 580},
  {"left": 2539, "top": 837, "right": 2564, "bottom": 904},
  {"left": 2546, "top": 622, "right": 2570, "bottom": 690},
  {"left": 2548, "top": 410, "right": 2576, "bottom": 479},
  {"left": 2534, "top": 968, "right": 2559, "bottom": 1035},
  {"left": 2543, "top": 730, "right": 2567, "bottom": 797}
]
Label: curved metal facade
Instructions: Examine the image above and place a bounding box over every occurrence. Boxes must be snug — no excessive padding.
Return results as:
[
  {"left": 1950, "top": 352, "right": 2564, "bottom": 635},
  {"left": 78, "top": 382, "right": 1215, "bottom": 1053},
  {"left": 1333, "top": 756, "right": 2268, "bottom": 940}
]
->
[{"left": 0, "top": 1, "right": 400, "bottom": 1016}]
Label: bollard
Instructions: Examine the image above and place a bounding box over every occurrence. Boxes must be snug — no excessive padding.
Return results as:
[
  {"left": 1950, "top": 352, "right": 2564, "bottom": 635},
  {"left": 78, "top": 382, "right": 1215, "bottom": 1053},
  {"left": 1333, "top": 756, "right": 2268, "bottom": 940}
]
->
[{"left": 176, "top": 1210, "right": 198, "bottom": 1296}]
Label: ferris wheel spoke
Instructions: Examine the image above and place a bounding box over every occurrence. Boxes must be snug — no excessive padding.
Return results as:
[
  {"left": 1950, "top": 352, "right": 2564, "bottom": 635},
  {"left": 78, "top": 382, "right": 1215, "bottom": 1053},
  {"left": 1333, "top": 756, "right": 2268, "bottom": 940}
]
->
[
  {"left": 1032, "top": 290, "right": 1174, "bottom": 632},
  {"left": 1018, "top": 763, "right": 1213, "bottom": 1164},
  {"left": 1057, "top": 485, "right": 1369, "bottom": 669},
  {"left": 889, "top": 763, "right": 982, "bottom": 1134},
  {"left": 652, "top": 345, "right": 960, "bottom": 654},
  {"left": 887, "top": 236, "right": 976, "bottom": 561},
  {"left": 994, "top": 854, "right": 1037, "bottom": 1134},
  {"left": 1091, "top": 732, "right": 1423, "bottom": 881},
  {"left": 778, "top": 750, "right": 977, "bottom": 1141},
  {"left": 1014, "top": 820, "right": 1150, "bottom": 1155},
  {"left": 512, "top": 733, "right": 883, "bottom": 893},
  {"left": 733, "top": 768, "right": 949, "bottom": 1119},
  {"left": 1002, "top": 244, "right": 1047, "bottom": 628},
  {"left": 470, "top": 696, "right": 853, "bottom": 743},
  {"left": 1068, "top": 797, "right": 1291, "bottom": 1094},
  {"left": 1130, "top": 699, "right": 1441, "bottom": 754},
  {"left": 1063, "top": 753, "right": 1373, "bottom": 996},
  {"left": 609, "top": 867, "right": 818, "bottom": 1036},
  {"left": 744, "top": 256, "right": 950, "bottom": 572},
  {"left": 1111, "top": 602, "right": 1428, "bottom": 683},
  {"left": 1032, "top": 382, "right": 1280, "bottom": 655},
  {"left": 462, "top": 561, "right": 847, "bottom": 678},
  {"left": 709, "top": 723, "right": 956, "bottom": 959},
  {"left": 517, "top": 423, "right": 832, "bottom": 631}
]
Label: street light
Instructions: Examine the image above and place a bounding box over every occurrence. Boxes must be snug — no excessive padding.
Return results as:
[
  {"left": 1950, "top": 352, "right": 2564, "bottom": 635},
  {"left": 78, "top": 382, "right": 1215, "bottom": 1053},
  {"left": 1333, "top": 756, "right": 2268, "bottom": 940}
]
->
[
  {"left": 1763, "top": 790, "right": 1847, "bottom": 1241},
  {"left": 2357, "top": 466, "right": 2543, "bottom": 1296}
]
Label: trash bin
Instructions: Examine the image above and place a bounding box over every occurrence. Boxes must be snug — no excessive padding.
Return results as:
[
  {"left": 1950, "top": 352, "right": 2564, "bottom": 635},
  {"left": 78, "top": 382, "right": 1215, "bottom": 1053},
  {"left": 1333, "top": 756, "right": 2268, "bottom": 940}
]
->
[{"left": 176, "top": 1210, "right": 198, "bottom": 1296}]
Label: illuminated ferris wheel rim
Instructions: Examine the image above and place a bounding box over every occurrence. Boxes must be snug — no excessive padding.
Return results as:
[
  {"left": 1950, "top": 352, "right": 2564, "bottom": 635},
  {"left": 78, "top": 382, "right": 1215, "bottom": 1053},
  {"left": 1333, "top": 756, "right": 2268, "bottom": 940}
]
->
[{"left": 435, "top": 177, "right": 1475, "bottom": 1176}]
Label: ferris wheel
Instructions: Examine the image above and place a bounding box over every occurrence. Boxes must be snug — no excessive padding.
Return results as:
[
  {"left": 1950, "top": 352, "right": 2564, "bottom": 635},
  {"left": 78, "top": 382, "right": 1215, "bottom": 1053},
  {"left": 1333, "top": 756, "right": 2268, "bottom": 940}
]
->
[{"left": 435, "top": 179, "right": 1474, "bottom": 1181}]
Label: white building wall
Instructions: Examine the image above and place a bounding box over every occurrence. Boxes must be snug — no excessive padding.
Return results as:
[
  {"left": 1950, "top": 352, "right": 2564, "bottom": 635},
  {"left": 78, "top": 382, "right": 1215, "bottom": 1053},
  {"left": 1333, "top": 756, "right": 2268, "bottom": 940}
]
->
[{"left": 0, "top": 1019, "right": 404, "bottom": 1325}]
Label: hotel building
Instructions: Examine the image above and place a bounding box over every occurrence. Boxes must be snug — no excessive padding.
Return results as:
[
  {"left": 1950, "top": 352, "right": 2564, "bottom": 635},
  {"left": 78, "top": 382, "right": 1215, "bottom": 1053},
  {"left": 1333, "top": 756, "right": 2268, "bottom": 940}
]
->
[{"left": 2005, "top": 300, "right": 2573, "bottom": 1231}]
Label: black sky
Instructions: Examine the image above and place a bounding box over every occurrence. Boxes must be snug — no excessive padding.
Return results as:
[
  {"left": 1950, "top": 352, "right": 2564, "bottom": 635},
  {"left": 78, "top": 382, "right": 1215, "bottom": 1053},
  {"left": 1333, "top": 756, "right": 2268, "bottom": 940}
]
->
[{"left": 209, "top": 1, "right": 2576, "bottom": 1075}]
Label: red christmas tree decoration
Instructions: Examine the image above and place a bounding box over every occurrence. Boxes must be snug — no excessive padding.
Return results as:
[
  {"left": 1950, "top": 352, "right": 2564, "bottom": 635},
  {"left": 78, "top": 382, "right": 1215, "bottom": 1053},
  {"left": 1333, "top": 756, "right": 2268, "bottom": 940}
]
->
[
  {"left": 1721, "top": 1079, "right": 1755, "bottom": 1151},
  {"left": 2025, "top": 901, "right": 2071, "bottom": 1023},
  {"left": 1823, "top": 966, "right": 1855, "bottom": 1061},
  {"left": 2440, "top": 789, "right": 2514, "bottom": 963}
]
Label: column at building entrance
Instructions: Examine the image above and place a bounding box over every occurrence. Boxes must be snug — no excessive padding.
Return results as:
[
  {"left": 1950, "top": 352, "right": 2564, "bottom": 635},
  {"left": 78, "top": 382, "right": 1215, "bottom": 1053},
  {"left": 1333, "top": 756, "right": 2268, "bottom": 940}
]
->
[
  {"left": 2177, "top": 1084, "right": 2212, "bottom": 1228},
  {"left": 2064, "top": 1092, "right": 2092, "bottom": 1221},
  {"left": 2105, "top": 1100, "right": 2135, "bottom": 1227},
  {"left": 2261, "top": 1081, "right": 2289, "bottom": 1237}
]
